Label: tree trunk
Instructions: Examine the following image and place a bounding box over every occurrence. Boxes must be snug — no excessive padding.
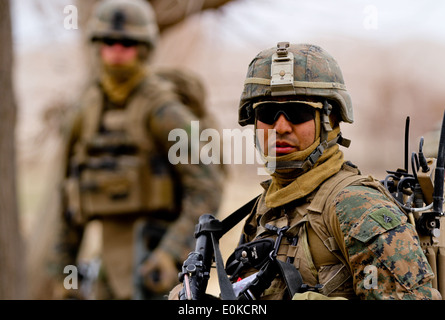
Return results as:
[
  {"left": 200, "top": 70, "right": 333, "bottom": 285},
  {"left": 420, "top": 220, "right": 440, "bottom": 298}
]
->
[
  {"left": 149, "top": 0, "right": 233, "bottom": 31},
  {"left": 0, "top": 0, "right": 25, "bottom": 299}
]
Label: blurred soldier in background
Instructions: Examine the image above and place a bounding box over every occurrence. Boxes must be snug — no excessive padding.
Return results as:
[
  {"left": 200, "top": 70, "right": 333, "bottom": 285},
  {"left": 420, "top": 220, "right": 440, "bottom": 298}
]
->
[{"left": 52, "top": 0, "right": 224, "bottom": 299}]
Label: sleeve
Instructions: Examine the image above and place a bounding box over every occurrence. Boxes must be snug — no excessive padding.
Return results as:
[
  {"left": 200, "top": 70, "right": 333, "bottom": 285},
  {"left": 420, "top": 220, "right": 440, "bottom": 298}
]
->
[
  {"left": 334, "top": 185, "right": 441, "bottom": 300},
  {"left": 147, "top": 101, "right": 224, "bottom": 264}
]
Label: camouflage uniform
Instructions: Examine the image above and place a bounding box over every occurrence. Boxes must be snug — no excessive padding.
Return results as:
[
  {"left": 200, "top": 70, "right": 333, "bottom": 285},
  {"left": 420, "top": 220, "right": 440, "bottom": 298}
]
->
[
  {"left": 54, "top": 0, "right": 224, "bottom": 299},
  {"left": 336, "top": 184, "right": 436, "bottom": 299},
  {"left": 230, "top": 42, "right": 441, "bottom": 300}
]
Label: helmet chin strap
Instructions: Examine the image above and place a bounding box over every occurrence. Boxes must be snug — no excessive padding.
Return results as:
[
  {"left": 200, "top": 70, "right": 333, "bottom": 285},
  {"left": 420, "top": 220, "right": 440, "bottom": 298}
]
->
[{"left": 255, "top": 100, "right": 351, "bottom": 173}]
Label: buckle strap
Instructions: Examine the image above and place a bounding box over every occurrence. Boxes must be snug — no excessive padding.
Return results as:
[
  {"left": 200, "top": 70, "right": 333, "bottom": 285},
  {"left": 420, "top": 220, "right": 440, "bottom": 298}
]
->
[
  {"left": 303, "top": 135, "right": 340, "bottom": 170},
  {"left": 323, "top": 237, "right": 340, "bottom": 252},
  {"left": 266, "top": 136, "right": 339, "bottom": 172},
  {"left": 320, "top": 264, "right": 351, "bottom": 296}
]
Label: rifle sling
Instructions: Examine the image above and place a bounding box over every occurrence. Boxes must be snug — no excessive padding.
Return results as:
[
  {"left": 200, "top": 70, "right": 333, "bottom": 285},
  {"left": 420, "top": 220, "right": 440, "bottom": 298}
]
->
[
  {"left": 198, "top": 195, "right": 260, "bottom": 300},
  {"left": 217, "top": 195, "right": 261, "bottom": 239},
  {"left": 276, "top": 259, "right": 303, "bottom": 297},
  {"left": 211, "top": 232, "right": 237, "bottom": 300}
]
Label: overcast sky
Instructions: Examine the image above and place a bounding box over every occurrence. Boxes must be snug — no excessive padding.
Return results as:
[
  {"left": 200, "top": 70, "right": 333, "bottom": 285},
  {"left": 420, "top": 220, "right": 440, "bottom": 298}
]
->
[
  {"left": 207, "top": 0, "right": 445, "bottom": 47},
  {"left": 11, "top": 0, "right": 445, "bottom": 52}
]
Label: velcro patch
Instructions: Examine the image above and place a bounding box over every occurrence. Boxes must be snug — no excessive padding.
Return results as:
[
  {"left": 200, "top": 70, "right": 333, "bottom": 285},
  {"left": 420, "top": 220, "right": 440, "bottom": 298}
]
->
[{"left": 369, "top": 208, "right": 401, "bottom": 230}]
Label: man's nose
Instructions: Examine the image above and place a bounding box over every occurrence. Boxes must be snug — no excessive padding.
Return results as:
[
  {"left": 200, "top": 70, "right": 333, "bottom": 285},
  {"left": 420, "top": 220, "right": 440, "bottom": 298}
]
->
[{"left": 274, "top": 114, "right": 293, "bottom": 134}]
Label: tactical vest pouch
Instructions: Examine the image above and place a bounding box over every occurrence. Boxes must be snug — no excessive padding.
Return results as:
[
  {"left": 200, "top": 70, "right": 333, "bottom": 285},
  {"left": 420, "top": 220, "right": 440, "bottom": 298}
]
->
[
  {"left": 86, "top": 135, "right": 139, "bottom": 157},
  {"left": 225, "top": 238, "right": 274, "bottom": 280},
  {"left": 79, "top": 155, "right": 175, "bottom": 217}
]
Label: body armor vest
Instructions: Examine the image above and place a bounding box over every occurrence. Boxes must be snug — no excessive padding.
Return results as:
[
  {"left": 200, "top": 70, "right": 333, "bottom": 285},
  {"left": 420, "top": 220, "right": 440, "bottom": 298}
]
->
[{"left": 66, "top": 77, "right": 179, "bottom": 222}]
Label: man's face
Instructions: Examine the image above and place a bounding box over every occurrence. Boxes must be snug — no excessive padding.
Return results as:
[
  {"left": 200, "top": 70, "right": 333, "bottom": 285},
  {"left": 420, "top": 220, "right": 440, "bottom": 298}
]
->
[
  {"left": 255, "top": 100, "right": 317, "bottom": 156},
  {"left": 100, "top": 38, "right": 139, "bottom": 66}
]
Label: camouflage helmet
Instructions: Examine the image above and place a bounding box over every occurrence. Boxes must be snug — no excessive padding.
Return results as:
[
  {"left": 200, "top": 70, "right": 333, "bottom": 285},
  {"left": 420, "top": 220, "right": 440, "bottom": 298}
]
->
[
  {"left": 88, "top": 0, "right": 159, "bottom": 48},
  {"left": 239, "top": 42, "right": 353, "bottom": 126}
]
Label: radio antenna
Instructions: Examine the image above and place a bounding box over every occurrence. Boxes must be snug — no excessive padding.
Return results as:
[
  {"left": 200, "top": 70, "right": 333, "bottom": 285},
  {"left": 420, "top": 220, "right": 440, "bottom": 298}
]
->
[{"left": 404, "top": 116, "right": 410, "bottom": 172}]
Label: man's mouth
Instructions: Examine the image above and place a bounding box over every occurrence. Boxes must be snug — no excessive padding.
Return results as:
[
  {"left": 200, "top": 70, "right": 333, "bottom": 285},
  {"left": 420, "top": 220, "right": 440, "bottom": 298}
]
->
[{"left": 272, "top": 140, "right": 296, "bottom": 155}]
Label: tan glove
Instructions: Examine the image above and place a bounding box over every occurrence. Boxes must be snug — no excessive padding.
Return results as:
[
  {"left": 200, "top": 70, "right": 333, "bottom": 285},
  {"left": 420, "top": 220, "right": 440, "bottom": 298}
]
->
[
  {"left": 168, "top": 283, "right": 183, "bottom": 300},
  {"left": 139, "top": 248, "right": 179, "bottom": 294},
  {"left": 292, "top": 291, "right": 347, "bottom": 300},
  {"left": 53, "top": 281, "right": 85, "bottom": 300}
]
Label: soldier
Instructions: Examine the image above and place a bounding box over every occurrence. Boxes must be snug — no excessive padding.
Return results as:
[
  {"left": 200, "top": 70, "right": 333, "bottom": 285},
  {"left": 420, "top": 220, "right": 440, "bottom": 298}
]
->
[
  {"left": 53, "top": 0, "right": 224, "bottom": 299},
  {"left": 174, "top": 42, "right": 442, "bottom": 300},
  {"left": 234, "top": 42, "right": 444, "bottom": 300}
]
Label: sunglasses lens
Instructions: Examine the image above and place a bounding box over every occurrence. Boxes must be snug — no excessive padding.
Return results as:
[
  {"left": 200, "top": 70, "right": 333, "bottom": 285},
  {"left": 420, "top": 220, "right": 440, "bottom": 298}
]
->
[
  {"left": 255, "top": 102, "right": 315, "bottom": 125},
  {"left": 121, "top": 39, "right": 138, "bottom": 47},
  {"left": 255, "top": 106, "right": 278, "bottom": 125},
  {"left": 102, "top": 38, "right": 138, "bottom": 47},
  {"left": 102, "top": 38, "right": 116, "bottom": 46}
]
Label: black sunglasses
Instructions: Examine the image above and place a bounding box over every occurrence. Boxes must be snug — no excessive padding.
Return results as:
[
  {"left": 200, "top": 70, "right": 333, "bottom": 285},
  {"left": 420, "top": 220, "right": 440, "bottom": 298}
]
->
[
  {"left": 254, "top": 101, "right": 316, "bottom": 125},
  {"left": 102, "top": 38, "right": 139, "bottom": 48}
]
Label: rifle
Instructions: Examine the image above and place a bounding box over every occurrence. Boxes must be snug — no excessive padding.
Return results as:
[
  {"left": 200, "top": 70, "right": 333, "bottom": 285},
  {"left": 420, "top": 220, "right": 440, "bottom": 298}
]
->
[
  {"left": 178, "top": 199, "right": 305, "bottom": 300},
  {"left": 381, "top": 111, "right": 445, "bottom": 296},
  {"left": 178, "top": 214, "right": 214, "bottom": 300}
]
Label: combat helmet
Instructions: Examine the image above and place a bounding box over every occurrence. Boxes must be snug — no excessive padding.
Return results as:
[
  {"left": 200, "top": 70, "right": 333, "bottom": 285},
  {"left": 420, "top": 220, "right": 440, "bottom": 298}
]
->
[
  {"left": 88, "top": 0, "right": 159, "bottom": 48},
  {"left": 239, "top": 42, "right": 353, "bottom": 126},
  {"left": 241, "top": 42, "right": 352, "bottom": 172}
]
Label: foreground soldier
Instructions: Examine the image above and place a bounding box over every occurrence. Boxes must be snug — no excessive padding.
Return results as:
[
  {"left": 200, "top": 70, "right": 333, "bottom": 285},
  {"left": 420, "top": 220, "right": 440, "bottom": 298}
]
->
[
  {"left": 233, "top": 42, "right": 441, "bottom": 300},
  {"left": 53, "top": 0, "right": 223, "bottom": 299},
  {"left": 173, "top": 42, "right": 441, "bottom": 300}
]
